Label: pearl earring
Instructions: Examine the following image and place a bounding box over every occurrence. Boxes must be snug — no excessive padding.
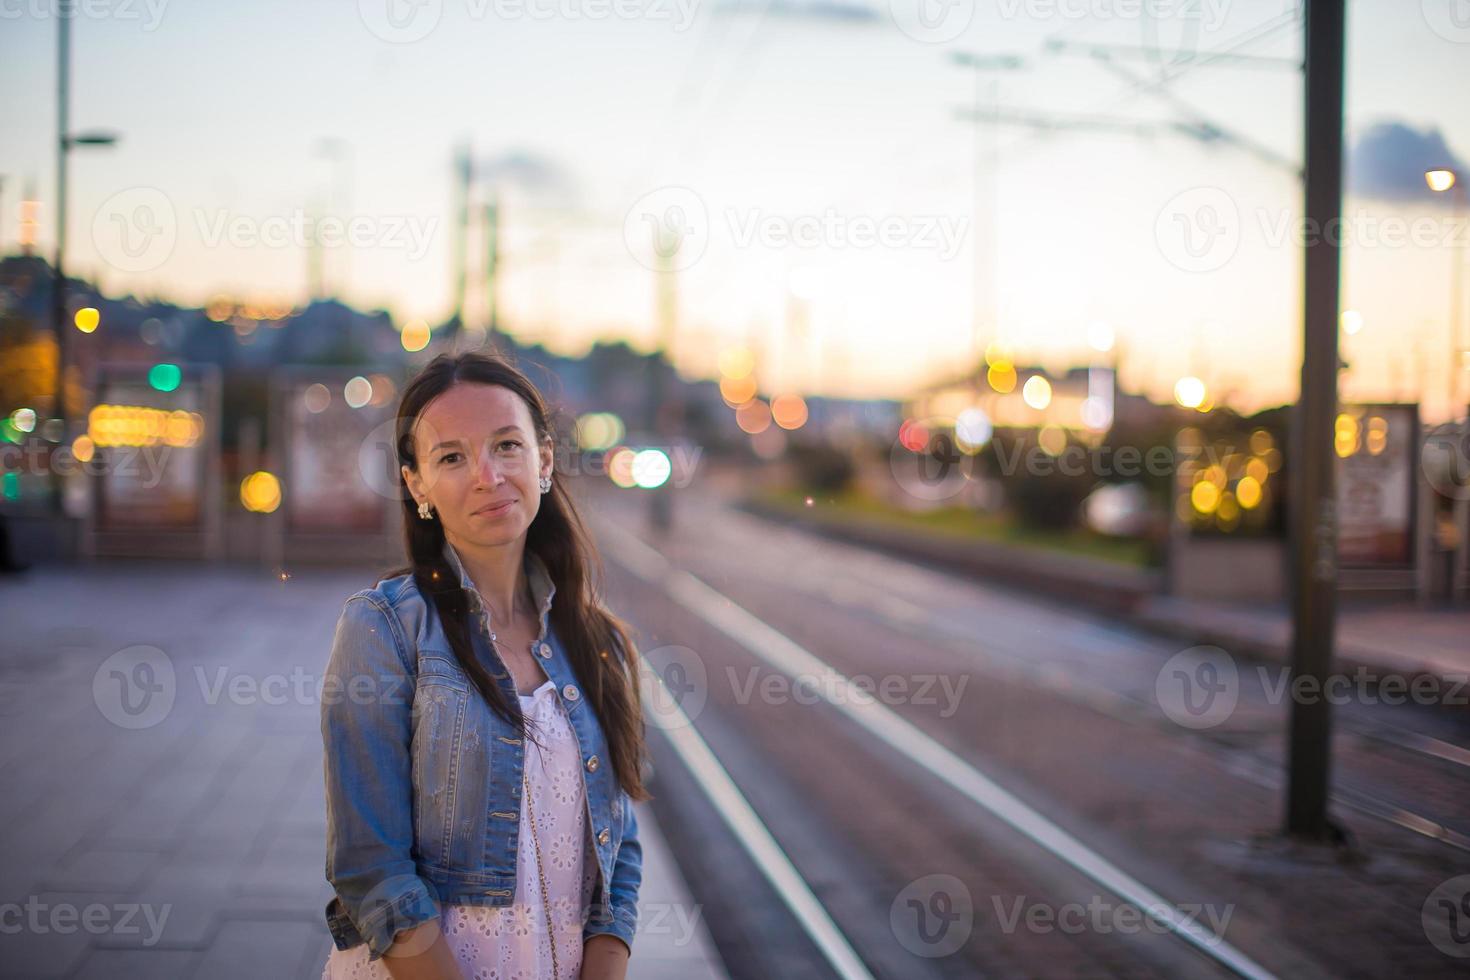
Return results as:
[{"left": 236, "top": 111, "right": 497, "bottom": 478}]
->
[
  {"left": 417, "top": 500, "right": 435, "bottom": 520},
  {"left": 539, "top": 475, "right": 551, "bottom": 494}
]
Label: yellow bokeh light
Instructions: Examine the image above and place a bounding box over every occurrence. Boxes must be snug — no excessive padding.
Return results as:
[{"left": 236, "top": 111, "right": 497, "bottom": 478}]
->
[
  {"left": 1248, "top": 429, "right": 1273, "bottom": 455},
  {"left": 771, "top": 393, "right": 808, "bottom": 430},
  {"left": 1334, "top": 413, "right": 1359, "bottom": 457},
  {"left": 1191, "top": 480, "right": 1221, "bottom": 514},
  {"left": 74, "top": 307, "right": 99, "bottom": 333},
  {"left": 72, "top": 434, "right": 95, "bottom": 463},
  {"left": 241, "top": 471, "right": 282, "bottom": 514},
  {"left": 987, "top": 363, "right": 1017, "bottom": 394},
  {"left": 1174, "top": 376, "right": 1206, "bottom": 409},
  {"left": 1245, "top": 457, "right": 1269, "bottom": 485},
  {"left": 401, "top": 319, "right": 431, "bottom": 352},
  {"left": 1236, "top": 475, "right": 1263, "bottom": 509}
]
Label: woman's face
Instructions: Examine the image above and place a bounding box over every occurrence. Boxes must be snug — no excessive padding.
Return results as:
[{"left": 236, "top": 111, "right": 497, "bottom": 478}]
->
[{"left": 402, "top": 382, "right": 554, "bottom": 550}]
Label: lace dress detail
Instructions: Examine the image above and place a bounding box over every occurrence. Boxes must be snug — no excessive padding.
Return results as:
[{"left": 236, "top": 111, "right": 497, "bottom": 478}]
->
[{"left": 323, "top": 678, "right": 599, "bottom": 980}]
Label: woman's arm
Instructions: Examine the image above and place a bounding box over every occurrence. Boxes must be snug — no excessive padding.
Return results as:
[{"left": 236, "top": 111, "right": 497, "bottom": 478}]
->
[
  {"left": 322, "top": 591, "right": 444, "bottom": 964},
  {"left": 579, "top": 933, "right": 631, "bottom": 980},
  {"left": 379, "top": 919, "right": 465, "bottom": 980},
  {"left": 581, "top": 796, "right": 642, "bottom": 976}
]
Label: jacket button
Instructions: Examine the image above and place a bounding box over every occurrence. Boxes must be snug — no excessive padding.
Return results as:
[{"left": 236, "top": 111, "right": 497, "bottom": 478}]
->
[
  {"left": 585, "top": 755, "right": 599, "bottom": 772},
  {"left": 538, "top": 642, "right": 552, "bottom": 658},
  {"left": 597, "top": 827, "right": 610, "bottom": 846},
  {"left": 562, "top": 684, "right": 579, "bottom": 701}
]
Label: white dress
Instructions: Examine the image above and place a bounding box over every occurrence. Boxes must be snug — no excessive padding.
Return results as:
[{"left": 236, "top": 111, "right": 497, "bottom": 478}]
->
[{"left": 323, "top": 678, "right": 598, "bottom": 980}]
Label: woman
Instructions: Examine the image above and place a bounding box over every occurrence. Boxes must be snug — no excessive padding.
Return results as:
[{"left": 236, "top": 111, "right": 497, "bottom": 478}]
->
[{"left": 320, "top": 351, "right": 648, "bottom": 980}]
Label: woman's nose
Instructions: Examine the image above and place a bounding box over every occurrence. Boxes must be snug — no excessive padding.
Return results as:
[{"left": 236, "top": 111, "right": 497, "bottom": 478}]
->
[{"left": 473, "top": 448, "right": 502, "bottom": 485}]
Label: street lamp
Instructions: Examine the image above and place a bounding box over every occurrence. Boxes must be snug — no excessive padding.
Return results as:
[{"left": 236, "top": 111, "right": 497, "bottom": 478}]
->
[
  {"left": 1426, "top": 167, "right": 1466, "bottom": 422},
  {"left": 52, "top": 5, "right": 120, "bottom": 517}
]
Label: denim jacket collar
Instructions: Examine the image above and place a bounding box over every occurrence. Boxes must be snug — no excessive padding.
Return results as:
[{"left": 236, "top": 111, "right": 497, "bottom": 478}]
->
[{"left": 441, "top": 537, "right": 556, "bottom": 640}]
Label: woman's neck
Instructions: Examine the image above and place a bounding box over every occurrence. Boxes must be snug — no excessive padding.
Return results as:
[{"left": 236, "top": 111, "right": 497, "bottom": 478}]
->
[{"left": 450, "top": 535, "right": 532, "bottom": 628}]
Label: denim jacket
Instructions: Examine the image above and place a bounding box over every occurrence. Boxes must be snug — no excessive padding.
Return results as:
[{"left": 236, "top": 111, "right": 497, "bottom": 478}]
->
[{"left": 321, "top": 538, "right": 643, "bottom": 961}]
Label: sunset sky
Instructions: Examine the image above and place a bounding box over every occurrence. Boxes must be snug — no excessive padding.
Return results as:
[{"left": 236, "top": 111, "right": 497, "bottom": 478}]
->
[{"left": 2, "top": 0, "right": 1468, "bottom": 417}]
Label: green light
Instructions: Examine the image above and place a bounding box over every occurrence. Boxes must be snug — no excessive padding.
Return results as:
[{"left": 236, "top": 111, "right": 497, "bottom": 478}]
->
[
  {"left": 2, "top": 471, "right": 17, "bottom": 500},
  {"left": 149, "top": 363, "right": 182, "bottom": 392}
]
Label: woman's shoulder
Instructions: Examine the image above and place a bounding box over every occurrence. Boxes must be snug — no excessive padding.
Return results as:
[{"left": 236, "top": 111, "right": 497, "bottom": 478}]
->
[{"left": 335, "top": 570, "right": 434, "bottom": 651}]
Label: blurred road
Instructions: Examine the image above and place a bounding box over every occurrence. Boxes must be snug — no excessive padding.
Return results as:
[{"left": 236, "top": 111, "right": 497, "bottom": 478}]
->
[{"left": 580, "top": 482, "right": 1470, "bottom": 979}]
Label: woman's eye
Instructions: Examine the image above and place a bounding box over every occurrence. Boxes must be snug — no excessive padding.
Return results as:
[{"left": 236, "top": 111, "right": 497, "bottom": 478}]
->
[
  {"left": 440, "top": 452, "right": 462, "bottom": 463},
  {"left": 498, "top": 440, "right": 522, "bottom": 451}
]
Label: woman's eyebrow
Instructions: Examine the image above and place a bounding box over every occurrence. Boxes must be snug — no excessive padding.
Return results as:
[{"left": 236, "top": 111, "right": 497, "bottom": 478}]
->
[{"left": 430, "top": 426, "right": 522, "bottom": 451}]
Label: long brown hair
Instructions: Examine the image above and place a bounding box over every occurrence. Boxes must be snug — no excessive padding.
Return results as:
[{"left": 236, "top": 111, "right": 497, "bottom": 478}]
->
[{"left": 385, "top": 350, "right": 650, "bottom": 801}]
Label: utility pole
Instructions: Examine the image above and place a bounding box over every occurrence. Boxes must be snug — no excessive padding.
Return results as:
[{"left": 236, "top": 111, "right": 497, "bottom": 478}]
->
[
  {"left": 1285, "top": 0, "right": 1346, "bottom": 843},
  {"left": 484, "top": 194, "right": 499, "bottom": 350},
  {"left": 453, "top": 142, "right": 472, "bottom": 332},
  {"left": 51, "top": 4, "right": 72, "bottom": 518}
]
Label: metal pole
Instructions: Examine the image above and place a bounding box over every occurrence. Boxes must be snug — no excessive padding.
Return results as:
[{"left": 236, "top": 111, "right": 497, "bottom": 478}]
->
[
  {"left": 50, "top": 3, "right": 72, "bottom": 518},
  {"left": 1285, "top": 0, "right": 1345, "bottom": 842},
  {"left": 484, "top": 195, "right": 499, "bottom": 350}
]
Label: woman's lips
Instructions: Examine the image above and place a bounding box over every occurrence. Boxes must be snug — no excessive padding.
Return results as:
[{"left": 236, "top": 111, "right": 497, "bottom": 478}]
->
[{"left": 473, "top": 499, "right": 515, "bottom": 517}]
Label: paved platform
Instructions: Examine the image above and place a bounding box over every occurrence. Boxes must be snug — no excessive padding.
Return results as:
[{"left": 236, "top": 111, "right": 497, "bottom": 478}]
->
[
  {"left": 1133, "top": 594, "right": 1470, "bottom": 693},
  {"left": 0, "top": 560, "right": 727, "bottom": 980}
]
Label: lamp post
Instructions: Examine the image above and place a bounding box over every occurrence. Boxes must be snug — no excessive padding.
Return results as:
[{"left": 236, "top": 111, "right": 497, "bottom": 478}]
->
[
  {"left": 1425, "top": 168, "right": 1466, "bottom": 423},
  {"left": 52, "top": 3, "right": 120, "bottom": 517}
]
